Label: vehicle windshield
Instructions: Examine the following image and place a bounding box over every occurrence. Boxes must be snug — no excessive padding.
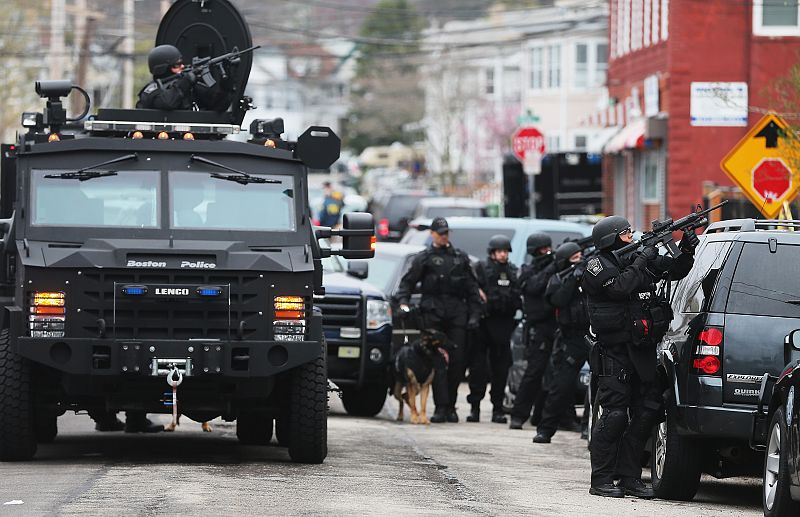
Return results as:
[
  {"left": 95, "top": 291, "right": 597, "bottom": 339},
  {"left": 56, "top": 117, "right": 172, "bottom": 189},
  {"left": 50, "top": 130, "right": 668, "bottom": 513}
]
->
[
  {"left": 384, "top": 195, "right": 425, "bottom": 222},
  {"left": 361, "top": 255, "right": 404, "bottom": 294},
  {"left": 31, "top": 169, "right": 160, "bottom": 228},
  {"left": 170, "top": 171, "right": 295, "bottom": 231}
]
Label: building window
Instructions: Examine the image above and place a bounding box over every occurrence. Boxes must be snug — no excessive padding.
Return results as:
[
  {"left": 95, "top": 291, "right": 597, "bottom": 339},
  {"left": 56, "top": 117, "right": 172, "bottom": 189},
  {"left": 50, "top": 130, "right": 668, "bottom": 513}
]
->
[
  {"left": 575, "top": 44, "right": 588, "bottom": 88},
  {"left": 623, "top": 0, "right": 631, "bottom": 54},
  {"left": 596, "top": 43, "right": 608, "bottom": 86},
  {"left": 640, "top": 151, "right": 660, "bottom": 202},
  {"left": 547, "top": 135, "right": 561, "bottom": 153},
  {"left": 754, "top": 0, "right": 800, "bottom": 36},
  {"left": 485, "top": 68, "right": 495, "bottom": 95},
  {"left": 651, "top": 0, "right": 660, "bottom": 43},
  {"left": 661, "top": 0, "right": 669, "bottom": 40},
  {"left": 504, "top": 66, "right": 521, "bottom": 100},
  {"left": 616, "top": 0, "right": 625, "bottom": 57},
  {"left": 631, "top": 0, "right": 643, "bottom": 51},
  {"left": 643, "top": 0, "right": 651, "bottom": 46},
  {"left": 574, "top": 135, "right": 587, "bottom": 150},
  {"left": 530, "top": 47, "right": 544, "bottom": 89},
  {"left": 548, "top": 45, "right": 561, "bottom": 88}
]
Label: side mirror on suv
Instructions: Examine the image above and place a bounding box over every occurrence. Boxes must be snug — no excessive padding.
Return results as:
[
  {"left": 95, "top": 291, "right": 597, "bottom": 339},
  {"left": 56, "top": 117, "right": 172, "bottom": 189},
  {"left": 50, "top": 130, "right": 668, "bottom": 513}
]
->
[
  {"left": 347, "top": 260, "right": 369, "bottom": 280},
  {"left": 785, "top": 329, "right": 800, "bottom": 365}
]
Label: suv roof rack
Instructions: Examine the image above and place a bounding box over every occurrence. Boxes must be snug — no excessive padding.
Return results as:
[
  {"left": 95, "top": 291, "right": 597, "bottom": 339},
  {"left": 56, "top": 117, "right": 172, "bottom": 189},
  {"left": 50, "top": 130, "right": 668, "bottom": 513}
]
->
[{"left": 705, "top": 219, "right": 800, "bottom": 233}]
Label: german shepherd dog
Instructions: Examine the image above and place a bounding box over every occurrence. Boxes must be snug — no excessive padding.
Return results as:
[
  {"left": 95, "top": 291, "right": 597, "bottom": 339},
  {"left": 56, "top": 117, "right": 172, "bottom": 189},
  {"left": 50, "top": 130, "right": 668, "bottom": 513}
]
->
[{"left": 392, "top": 329, "right": 447, "bottom": 424}]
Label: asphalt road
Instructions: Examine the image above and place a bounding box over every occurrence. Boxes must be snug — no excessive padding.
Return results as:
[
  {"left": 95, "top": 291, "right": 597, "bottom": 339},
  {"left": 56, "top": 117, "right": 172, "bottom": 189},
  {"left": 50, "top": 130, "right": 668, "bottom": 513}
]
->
[{"left": 1, "top": 385, "right": 762, "bottom": 516}]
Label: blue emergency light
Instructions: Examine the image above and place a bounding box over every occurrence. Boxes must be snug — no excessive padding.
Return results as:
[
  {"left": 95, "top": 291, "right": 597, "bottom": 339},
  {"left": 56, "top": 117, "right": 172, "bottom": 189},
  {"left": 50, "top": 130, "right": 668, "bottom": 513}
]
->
[
  {"left": 196, "top": 286, "right": 223, "bottom": 297},
  {"left": 122, "top": 285, "right": 147, "bottom": 296}
]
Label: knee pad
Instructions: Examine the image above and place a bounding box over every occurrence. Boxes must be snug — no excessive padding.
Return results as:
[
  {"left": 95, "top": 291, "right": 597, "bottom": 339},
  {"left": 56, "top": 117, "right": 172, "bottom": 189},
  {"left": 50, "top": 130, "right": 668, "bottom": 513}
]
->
[
  {"left": 594, "top": 408, "right": 627, "bottom": 440},
  {"left": 628, "top": 409, "right": 660, "bottom": 439}
]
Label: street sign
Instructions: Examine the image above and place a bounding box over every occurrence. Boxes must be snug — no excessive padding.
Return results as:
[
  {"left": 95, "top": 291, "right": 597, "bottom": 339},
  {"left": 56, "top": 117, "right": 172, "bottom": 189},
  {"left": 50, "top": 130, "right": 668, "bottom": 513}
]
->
[
  {"left": 512, "top": 126, "right": 546, "bottom": 163},
  {"left": 720, "top": 113, "right": 796, "bottom": 218}
]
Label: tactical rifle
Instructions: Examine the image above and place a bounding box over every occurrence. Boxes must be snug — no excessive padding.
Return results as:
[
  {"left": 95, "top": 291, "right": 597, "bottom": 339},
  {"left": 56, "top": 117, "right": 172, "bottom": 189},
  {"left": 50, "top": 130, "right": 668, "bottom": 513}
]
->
[
  {"left": 157, "top": 45, "right": 260, "bottom": 90},
  {"left": 612, "top": 201, "right": 727, "bottom": 261}
]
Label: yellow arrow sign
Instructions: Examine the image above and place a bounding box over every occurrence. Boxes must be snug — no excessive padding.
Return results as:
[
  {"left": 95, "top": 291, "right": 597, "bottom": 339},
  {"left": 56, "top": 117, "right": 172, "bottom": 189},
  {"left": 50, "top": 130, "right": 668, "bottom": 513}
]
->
[{"left": 720, "top": 113, "right": 796, "bottom": 219}]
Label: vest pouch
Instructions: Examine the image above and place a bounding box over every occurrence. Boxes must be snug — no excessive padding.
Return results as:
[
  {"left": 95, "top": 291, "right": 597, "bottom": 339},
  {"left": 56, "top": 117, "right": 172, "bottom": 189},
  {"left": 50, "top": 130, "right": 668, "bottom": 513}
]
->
[{"left": 647, "top": 300, "right": 673, "bottom": 343}]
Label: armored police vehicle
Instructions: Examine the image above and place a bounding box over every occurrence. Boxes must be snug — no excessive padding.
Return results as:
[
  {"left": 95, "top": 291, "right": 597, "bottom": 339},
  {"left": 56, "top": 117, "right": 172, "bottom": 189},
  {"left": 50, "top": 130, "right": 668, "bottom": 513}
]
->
[{"left": 0, "top": 0, "right": 374, "bottom": 464}]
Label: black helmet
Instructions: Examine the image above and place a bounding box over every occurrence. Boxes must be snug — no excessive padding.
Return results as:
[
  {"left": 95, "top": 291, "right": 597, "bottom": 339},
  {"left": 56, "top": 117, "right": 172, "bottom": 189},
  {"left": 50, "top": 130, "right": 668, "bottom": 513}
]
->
[
  {"left": 592, "top": 215, "right": 631, "bottom": 250},
  {"left": 148, "top": 45, "right": 183, "bottom": 78},
  {"left": 555, "top": 242, "right": 581, "bottom": 269},
  {"left": 487, "top": 234, "right": 512, "bottom": 254},
  {"left": 526, "top": 233, "right": 552, "bottom": 255}
]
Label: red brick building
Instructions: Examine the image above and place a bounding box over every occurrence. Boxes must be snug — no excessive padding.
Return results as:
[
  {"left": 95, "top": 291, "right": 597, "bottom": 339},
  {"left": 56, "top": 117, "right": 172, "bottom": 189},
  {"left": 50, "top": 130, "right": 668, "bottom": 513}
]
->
[{"left": 593, "top": 0, "right": 800, "bottom": 228}]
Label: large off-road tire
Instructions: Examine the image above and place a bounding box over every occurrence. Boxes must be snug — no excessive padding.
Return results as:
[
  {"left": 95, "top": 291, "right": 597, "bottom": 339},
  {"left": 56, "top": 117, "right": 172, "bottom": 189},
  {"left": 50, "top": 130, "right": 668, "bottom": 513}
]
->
[
  {"left": 341, "top": 384, "right": 387, "bottom": 417},
  {"left": 236, "top": 412, "right": 274, "bottom": 445},
  {"left": 0, "top": 329, "right": 37, "bottom": 460},
  {"left": 35, "top": 412, "right": 58, "bottom": 444},
  {"left": 651, "top": 401, "right": 702, "bottom": 501},
  {"left": 763, "top": 407, "right": 800, "bottom": 517},
  {"left": 287, "top": 343, "right": 327, "bottom": 464}
]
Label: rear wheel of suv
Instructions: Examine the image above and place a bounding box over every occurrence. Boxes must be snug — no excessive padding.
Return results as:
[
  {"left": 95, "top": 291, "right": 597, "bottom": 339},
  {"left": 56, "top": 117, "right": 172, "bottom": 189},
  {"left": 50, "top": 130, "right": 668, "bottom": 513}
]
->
[
  {"left": 763, "top": 407, "right": 800, "bottom": 517},
  {"left": 651, "top": 402, "right": 702, "bottom": 501},
  {"left": 287, "top": 342, "right": 327, "bottom": 464},
  {"left": 0, "top": 329, "right": 37, "bottom": 461},
  {"left": 341, "top": 384, "right": 387, "bottom": 417},
  {"left": 236, "top": 413, "right": 274, "bottom": 445}
]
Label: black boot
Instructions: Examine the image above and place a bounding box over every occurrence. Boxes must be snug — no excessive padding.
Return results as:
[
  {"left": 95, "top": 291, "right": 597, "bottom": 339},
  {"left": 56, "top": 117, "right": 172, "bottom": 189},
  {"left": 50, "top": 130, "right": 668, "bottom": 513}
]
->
[
  {"left": 466, "top": 404, "right": 480, "bottom": 422},
  {"left": 92, "top": 411, "right": 124, "bottom": 432},
  {"left": 430, "top": 407, "right": 447, "bottom": 423},
  {"left": 580, "top": 426, "right": 589, "bottom": 440},
  {"left": 509, "top": 416, "right": 524, "bottom": 429},
  {"left": 532, "top": 432, "right": 551, "bottom": 443},
  {"left": 491, "top": 410, "right": 507, "bottom": 424},
  {"left": 618, "top": 478, "right": 655, "bottom": 499},
  {"left": 446, "top": 408, "right": 459, "bottom": 423},
  {"left": 124, "top": 412, "right": 164, "bottom": 433},
  {"left": 588, "top": 483, "right": 625, "bottom": 498}
]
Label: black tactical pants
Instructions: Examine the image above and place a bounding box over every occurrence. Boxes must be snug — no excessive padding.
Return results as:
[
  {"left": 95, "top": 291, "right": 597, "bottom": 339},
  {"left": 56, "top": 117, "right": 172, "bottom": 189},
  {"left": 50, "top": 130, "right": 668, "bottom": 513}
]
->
[
  {"left": 537, "top": 331, "right": 590, "bottom": 437},
  {"left": 467, "top": 316, "right": 515, "bottom": 410},
  {"left": 589, "top": 343, "right": 662, "bottom": 486},
  {"left": 422, "top": 308, "right": 468, "bottom": 410},
  {"left": 510, "top": 319, "right": 556, "bottom": 420}
]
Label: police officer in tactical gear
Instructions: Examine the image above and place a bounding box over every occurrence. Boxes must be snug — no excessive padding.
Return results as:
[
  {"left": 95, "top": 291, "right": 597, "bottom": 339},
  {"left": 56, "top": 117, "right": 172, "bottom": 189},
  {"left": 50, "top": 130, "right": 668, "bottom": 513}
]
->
[
  {"left": 508, "top": 233, "right": 557, "bottom": 429},
  {"left": 532, "top": 241, "right": 589, "bottom": 443},
  {"left": 397, "top": 217, "right": 482, "bottom": 423},
  {"left": 137, "top": 45, "right": 197, "bottom": 110},
  {"left": 466, "top": 234, "right": 521, "bottom": 423},
  {"left": 583, "top": 215, "right": 697, "bottom": 498}
]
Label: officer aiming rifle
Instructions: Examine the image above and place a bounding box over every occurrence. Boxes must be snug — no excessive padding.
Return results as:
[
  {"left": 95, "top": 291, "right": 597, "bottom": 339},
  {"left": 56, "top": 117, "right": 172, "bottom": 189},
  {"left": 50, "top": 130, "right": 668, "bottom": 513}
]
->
[
  {"left": 156, "top": 45, "right": 260, "bottom": 90},
  {"left": 613, "top": 201, "right": 728, "bottom": 261}
]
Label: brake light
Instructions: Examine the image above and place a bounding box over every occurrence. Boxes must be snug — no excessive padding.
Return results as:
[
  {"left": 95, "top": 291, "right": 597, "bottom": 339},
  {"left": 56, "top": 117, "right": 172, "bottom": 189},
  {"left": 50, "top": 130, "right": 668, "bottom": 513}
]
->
[
  {"left": 692, "top": 326, "right": 723, "bottom": 376},
  {"left": 29, "top": 291, "right": 65, "bottom": 338},
  {"left": 377, "top": 218, "right": 389, "bottom": 238},
  {"left": 693, "top": 356, "right": 721, "bottom": 374}
]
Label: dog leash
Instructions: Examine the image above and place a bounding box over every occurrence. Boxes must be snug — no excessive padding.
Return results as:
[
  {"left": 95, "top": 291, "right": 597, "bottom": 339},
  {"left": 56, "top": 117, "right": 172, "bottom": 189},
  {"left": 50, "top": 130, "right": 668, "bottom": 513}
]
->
[{"left": 166, "top": 366, "right": 183, "bottom": 431}]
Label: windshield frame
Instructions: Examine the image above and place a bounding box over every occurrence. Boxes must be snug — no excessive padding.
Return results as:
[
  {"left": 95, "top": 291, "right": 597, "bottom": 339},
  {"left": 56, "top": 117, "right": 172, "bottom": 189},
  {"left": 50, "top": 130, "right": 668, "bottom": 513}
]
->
[{"left": 22, "top": 150, "right": 308, "bottom": 246}]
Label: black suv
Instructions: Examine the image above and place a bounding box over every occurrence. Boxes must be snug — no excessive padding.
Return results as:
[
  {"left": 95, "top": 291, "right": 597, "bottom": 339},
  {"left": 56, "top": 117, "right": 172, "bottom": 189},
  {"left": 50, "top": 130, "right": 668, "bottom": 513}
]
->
[{"left": 652, "top": 219, "right": 800, "bottom": 500}]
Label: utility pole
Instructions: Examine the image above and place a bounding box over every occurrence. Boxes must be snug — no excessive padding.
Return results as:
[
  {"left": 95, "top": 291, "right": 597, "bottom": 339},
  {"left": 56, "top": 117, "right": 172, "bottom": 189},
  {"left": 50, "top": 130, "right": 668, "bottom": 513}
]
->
[
  {"left": 74, "top": 17, "right": 96, "bottom": 114},
  {"left": 122, "top": 0, "right": 134, "bottom": 108},
  {"left": 49, "top": 0, "right": 66, "bottom": 80}
]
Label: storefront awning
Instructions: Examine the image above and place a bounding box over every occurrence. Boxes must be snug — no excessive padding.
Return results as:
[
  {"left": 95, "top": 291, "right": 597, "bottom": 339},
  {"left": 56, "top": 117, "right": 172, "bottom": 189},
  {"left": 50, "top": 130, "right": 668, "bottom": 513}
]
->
[{"left": 602, "top": 118, "right": 646, "bottom": 154}]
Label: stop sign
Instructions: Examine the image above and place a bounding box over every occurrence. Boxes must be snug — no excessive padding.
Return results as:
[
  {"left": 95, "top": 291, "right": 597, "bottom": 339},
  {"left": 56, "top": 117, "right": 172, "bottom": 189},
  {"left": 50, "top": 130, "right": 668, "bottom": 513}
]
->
[
  {"left": 512, "top": 126, "right": 546, "bottom": 162},
  {"left": 752, "top": 158, "right": 792, "bottom": 203}
]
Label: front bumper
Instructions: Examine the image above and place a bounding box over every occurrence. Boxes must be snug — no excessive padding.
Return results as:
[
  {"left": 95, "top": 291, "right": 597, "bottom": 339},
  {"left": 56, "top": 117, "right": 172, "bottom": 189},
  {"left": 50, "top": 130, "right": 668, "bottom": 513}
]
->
[
  {"left": 11, "top": 312, "right": 324, "bottom": 378},
  {"left": 327, "top": 325, "right": 392, "bottom": 387}
]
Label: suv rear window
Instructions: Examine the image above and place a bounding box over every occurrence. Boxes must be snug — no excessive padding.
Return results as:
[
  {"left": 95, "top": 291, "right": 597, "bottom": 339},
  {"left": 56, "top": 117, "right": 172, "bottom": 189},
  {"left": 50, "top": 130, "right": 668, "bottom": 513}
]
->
[
  {"left": 727, "top": 242, "right": 800, "bottom": 317},
  {"left": 450, "top": 228, "right": 516, "bottom": 258}
]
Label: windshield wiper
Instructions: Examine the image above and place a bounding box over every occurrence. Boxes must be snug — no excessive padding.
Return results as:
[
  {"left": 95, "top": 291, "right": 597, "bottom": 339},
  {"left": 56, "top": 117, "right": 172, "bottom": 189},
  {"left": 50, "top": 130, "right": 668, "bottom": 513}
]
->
[
  {"left": 44, "top": 153, "right": 138, "bottom": 181},
  {"left": 190, "top": 154, "right": 281, "bottom": 185}
]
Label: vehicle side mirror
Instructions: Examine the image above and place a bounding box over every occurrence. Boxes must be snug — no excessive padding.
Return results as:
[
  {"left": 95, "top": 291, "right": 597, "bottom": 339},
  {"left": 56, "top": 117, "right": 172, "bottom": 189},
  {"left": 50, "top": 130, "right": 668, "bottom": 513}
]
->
[
  {"left": 784, "top": 329, "right": 800, "bottom": 364},
  {"left": 347, "top": 260, "right": 369, "bottom": 280},
  {"left": 332, "top": 212, "right": 375, "bottom": 259}
]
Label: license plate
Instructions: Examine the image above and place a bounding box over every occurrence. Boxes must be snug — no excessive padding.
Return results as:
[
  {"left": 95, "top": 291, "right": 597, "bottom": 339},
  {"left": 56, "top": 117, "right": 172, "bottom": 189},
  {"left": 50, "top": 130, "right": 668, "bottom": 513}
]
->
[{"left": 338, "top": 346, "right": 360, "bottom": 359}]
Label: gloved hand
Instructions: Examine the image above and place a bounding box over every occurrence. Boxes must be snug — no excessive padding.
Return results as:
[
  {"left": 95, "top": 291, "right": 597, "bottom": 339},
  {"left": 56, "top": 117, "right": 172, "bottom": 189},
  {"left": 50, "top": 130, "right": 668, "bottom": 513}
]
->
[
  {"left": 572, "top": 261, "right": 587, "bottom": 279},
  {"left": 680, "top": 229, "right": 700, "bottom": 253},
  {"left": 467, "top": 315, "right": 481, "bottom": 330},
  {"left": 177, "top": 71, "right": 197, "bottom": 92},
  {"left": 633, "top": 245, "right": 658, "bottom": 268}
]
